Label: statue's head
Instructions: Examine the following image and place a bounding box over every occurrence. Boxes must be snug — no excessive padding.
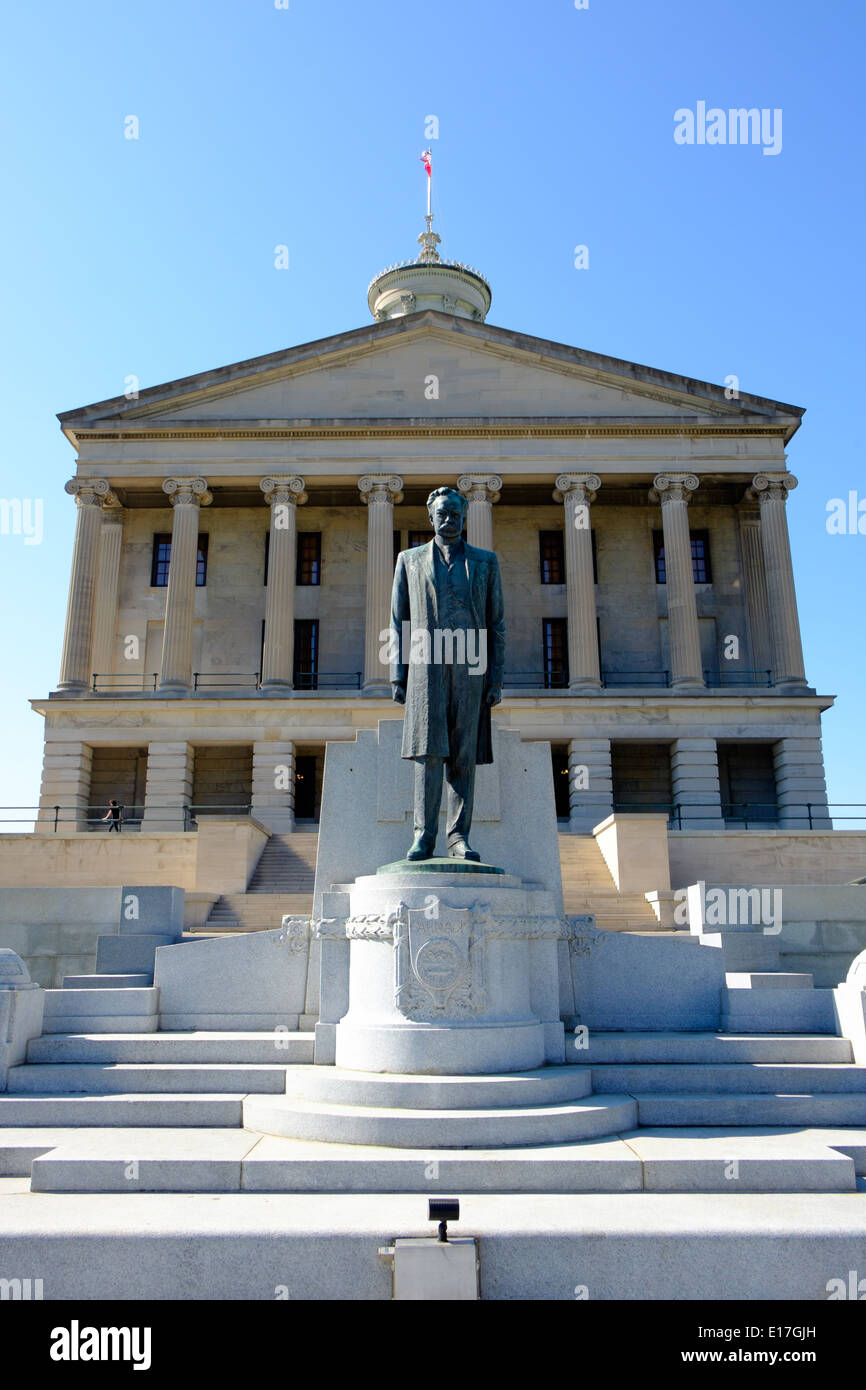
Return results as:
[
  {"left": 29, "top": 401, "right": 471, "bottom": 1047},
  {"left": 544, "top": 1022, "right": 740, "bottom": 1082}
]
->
[{"left": 427, "top": 486, "right": 467, "bottom": 541}]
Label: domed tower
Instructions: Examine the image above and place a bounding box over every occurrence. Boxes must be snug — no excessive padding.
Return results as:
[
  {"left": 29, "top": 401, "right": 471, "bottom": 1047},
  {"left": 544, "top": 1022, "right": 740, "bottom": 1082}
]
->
[
  {"left": 367, "top": 214, "right": 492, "bottom": 322},
  {"left": 367, "top": 153, "right": 491, "bottom": 322}
]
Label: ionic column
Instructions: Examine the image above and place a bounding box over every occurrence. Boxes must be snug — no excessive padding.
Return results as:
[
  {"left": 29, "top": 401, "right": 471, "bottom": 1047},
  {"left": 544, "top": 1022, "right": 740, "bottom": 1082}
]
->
[
  {"left": 651, "top": 473, "right": 704, "bottom": 688},
  {"left": 554, "top": 473, "right": 602, "bottom": 691},
  {"left": 58, "top": 477, "right": 111, "bottom": 690},
  {"left": 457, "top": 474, "right": 502, "bottom": 549},
  {"left": 751, "top": 473, "right": 807, "bottom": 689},
  {"left": 359, "top": 474, "right": 403, "bottom": 691},
  {"left": 91, "top": 497, "right": 124, "bottom": 682},
  {"left": 158, "top": 477, "right": 212, "bottom": 692},
  {"left": 738, "top": 504, "right": 772, "bottom": 679},
  {"left": 260, "top": 476, "right": 307, "bottom": 689}
]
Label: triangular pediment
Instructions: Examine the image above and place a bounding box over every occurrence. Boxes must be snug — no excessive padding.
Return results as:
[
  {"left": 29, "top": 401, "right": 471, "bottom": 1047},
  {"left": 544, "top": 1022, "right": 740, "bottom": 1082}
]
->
[{"left": 59, "top": 313, "right": 803, "bottom": 438}]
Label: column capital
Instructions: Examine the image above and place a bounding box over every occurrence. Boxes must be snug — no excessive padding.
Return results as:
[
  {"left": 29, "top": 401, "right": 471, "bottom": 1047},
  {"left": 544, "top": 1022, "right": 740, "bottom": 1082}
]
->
[
  {"left": 358, "top": 474, "right": 404, "bottom": 505},
  {"left": 749, "top": 472, "right": 798, "bottom": 504},
  {"left": 162, "top": 476, "right": 212, "bottom": 507},
  {"left": 457, "top": 474, "right": 502, "bottom": 505},
  {"left": 260, "top": 475, "right": 308, "bottom": 507},
  {"left": 64, "top": 477, "right": 111, "bottom": 507},
  {"left": 650, "top": 472, "right": 699, "bottom": 505},
  {"left": 553, "top": 473, "right": 601, "bottom": 505}
]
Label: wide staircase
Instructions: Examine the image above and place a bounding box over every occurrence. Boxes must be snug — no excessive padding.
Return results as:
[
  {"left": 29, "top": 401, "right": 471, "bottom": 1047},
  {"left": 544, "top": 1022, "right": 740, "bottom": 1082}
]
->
[
  {"left": 559, "top": 833, "right": 661, "bottom": 929},
  {"left": 2, "top": 1022, "right": 865, "bottom": 1194},
  {"left": 203, "top": 831, "right": 318, "bottom": 934},
  {"left": 203, "top": 830, "right": 662, "bottom": 936}
]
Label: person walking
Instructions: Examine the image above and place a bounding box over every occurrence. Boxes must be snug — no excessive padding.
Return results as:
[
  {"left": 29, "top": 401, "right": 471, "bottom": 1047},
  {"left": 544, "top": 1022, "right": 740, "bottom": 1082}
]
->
[{"left": 102, "top": 799, "right": 123, "bottom": 833}]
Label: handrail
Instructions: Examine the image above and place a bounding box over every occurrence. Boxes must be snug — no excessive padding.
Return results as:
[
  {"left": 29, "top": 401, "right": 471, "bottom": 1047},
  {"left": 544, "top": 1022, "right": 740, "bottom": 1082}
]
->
[{"left": 3, "top": 802, "right": 866, "bottom": 832}]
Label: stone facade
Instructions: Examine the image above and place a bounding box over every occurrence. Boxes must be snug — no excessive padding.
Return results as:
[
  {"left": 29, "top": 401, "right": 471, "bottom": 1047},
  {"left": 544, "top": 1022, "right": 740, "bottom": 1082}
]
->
[{"left": 30, "top": 307, "right": 833, "bottom": 840}]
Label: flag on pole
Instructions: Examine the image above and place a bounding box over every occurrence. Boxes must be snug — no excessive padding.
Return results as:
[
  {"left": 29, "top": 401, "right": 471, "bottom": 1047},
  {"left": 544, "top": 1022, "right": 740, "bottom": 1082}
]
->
[{"left": 420, "top": 149, "right": 432, "bottom": 177}]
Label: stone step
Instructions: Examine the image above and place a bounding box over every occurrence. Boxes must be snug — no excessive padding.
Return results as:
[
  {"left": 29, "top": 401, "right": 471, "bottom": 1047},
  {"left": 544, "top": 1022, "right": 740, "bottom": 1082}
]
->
[
  {"left": 62, "top": 974, "right": 152, "bottom": 990},
  {"left": 571, "top": 1031, "right": 854, "bottom": 1065},
  {"left": 283, "top": 1065, "right": 593, "bottom": 1109},
  {"left": 42, "top": 986, "right": 160, "bottom": 1034},
  {"left": 589, "top": 1063, "right": 866, "bottom": 1094},
  {"left": 725, "top": 972, "right": 814, "bottom": 990},
  {"left": 7, "top": 1064, "right": 291, "bottom": 1095},
  {"left": 27, "top": 1032, "right": 315, "bottom": 1065},
  {"left": 20, "top": 1127, "right": 857, "bottom": 1195},
  {"left": 635, "top": 1092, "right": 866, "bottom": 1126},
  {"left": 0, "top": 1095, "right": 245, "bottom": 1128},
  {"left": 4, "top": 1190, "right": 866, "bottom": 1299},
  {"left": 243, "top": 1093, "right": 637, "bottom": 1148},
  {"left": 722, "top": 987, "right": 837, "bottom": 1033}
]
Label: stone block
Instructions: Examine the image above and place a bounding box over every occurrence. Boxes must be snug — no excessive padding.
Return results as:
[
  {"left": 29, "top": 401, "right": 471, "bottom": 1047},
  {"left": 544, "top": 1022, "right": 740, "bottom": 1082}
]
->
[
  {"left": 154, "top": 925, "right": 310, "bottom": 1030},
  {"left": 313, "top": 722, "right": 563, "bottom": 916},
  {"left": 569, "top": 926, "right": 724, "bottom": 1030},
  {"left": 0, "top": 952, "right": 44, "bottom": 1092},
  {"left": 117, "top": 886, "right": 184, "bottom": 937},
  {"left": 96, "top": 935, "right": 177, "bottom": 976}
]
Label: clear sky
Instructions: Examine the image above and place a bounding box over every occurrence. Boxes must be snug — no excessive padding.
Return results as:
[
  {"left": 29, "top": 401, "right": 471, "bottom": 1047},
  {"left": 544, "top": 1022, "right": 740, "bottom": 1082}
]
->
[{"left": 0, "top": 0, "right": 863, "bottom": 824}]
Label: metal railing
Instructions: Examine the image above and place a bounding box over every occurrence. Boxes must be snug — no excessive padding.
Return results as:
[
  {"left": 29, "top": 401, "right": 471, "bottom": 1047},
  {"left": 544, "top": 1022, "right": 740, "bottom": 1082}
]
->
[
  {"left": 89, "top": 672, "right": 363, "bottom": 694},
  {"left": 292, "top": 671, "right": 363, "bottom": 690},
  {"left": 87, "top": 668, "right": 783, "bottom": 695},
  {"left": 0, "top": 803, "right": 253, "bottom": 832},
  {"left": 503, "top": 670, "right": 568, "bottom": 689},
  {"left": 91, "top": 674, "right": 159, "bottom": 692},
  {"left": 602, "top": 670, "right": 671, "bottom": 687},
  {"left": 3, "top": 801, "right": 866, "bottom": 833},
  {"left": 193, "top": 673, "right": 260, "bottom": 690}
]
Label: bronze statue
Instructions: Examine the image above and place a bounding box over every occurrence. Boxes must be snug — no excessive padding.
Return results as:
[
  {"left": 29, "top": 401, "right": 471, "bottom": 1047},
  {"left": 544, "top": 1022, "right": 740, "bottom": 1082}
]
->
[{"left": 390, "top": 486, "right": 505, "bottom": 861}]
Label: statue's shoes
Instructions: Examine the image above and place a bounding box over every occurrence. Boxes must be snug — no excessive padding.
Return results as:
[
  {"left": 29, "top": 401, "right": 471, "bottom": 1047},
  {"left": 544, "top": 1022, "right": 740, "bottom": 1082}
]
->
[
  {"left": 448, "top": 839, "right": 481, "bottom": 862},
  {"left": 406, "top": 834, "right": 435, "bottom": 861}
]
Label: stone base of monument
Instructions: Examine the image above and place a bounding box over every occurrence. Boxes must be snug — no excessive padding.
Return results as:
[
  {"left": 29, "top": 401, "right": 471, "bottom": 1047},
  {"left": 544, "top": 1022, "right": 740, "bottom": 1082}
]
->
[
  {"left": 244, "top": 864, "right": 589, "bottom": 1146},
  {"left": 243, "top": 1065, "right": 635, "bottom": 1147},
  {"left": 327, "top": 866, "right": 564, "bottom": 1073}
]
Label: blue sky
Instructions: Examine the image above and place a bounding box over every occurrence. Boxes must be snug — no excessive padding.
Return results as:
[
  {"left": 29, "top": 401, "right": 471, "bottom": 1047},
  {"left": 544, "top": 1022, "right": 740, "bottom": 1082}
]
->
[{"left": 0, "top": 0, "right": 863, "bottom": 822}]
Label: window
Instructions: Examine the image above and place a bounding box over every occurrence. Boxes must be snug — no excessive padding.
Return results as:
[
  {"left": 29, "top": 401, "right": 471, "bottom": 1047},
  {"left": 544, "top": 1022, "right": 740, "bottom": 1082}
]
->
[
  {"left": 296, "top": 533, "right": 322, "bottom": 586},
  {"left": 653, "top": 529, "right": 712, "bottom": 585},
  {"left": 539, "top": 530, "right": 597, "bottom": 583},
  {"left": 151, "top": 534, "right": 208, "bottom": 587},
  {"left": 542, "top": 618, "right": 569, "bottom": 689},
  {"left": 539, "top": 531, "right": 564, "bottom": 584},
  {"left": 408, "top": 530, "right": 432, "bottom": 549},
  {"left": 293, "top": 619, "right": 319, "bottom": 690}
]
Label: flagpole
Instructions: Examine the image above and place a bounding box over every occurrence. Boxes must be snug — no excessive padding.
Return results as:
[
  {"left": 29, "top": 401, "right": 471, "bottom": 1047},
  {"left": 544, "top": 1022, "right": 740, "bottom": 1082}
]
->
[{"left": 427, "top": 154, "right": 431, "bottom": 219}]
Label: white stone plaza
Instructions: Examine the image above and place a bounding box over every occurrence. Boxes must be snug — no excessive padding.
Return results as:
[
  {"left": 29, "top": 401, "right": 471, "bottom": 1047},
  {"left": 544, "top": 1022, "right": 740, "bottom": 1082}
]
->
[{"left": 2, "top": 216, "right": 866, "bottom": 1301}]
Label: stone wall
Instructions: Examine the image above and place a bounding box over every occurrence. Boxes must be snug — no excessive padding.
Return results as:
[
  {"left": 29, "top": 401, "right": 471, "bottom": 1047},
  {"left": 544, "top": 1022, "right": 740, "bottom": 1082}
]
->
[{"left": 669, "top": 830, "right": 866, "bottom": 887}]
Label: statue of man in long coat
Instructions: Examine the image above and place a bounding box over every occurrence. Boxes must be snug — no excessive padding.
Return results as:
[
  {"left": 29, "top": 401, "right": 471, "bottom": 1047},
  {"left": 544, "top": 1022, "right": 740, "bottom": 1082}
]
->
[{"left": 390, "top": 486, "right": 506, "bottom": 861}]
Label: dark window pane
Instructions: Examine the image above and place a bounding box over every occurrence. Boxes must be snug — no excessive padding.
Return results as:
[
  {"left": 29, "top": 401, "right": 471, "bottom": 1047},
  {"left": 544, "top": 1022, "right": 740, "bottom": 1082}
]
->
[
  {"left": 196, "top": 534, "right": 208, "bottom": 587},
  {"left": 539, "top": 530, "right": 565, "bottom": 584},
  {"left": 408, "top": 530, "right": 432, "bottom": 549},
  {"left": 652, "top": 529, "right": 666, "bottom": 584},
  {"left": 653, "top": 528, "right": 711, "bottom": 585},
  {"left": 542, "top": 618, "right": 569, "bottom": 688},
  {"left": 264, "top": 531, "right": 269, "bottom": 586},
  {"left": 152, "top": 533, "right": 208, "bottom": 587},
  {"left": 151, "top": 534, "right": 172, "bottom": 587},
  {"left": 293, "top": 619, "right": 319, "bottom": 690},
  {"left": 296, "top": 533, "right": 321, "bottom": 586},
  {"left": 691, "top": 530, "right": 711, "bottom": 584}
]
